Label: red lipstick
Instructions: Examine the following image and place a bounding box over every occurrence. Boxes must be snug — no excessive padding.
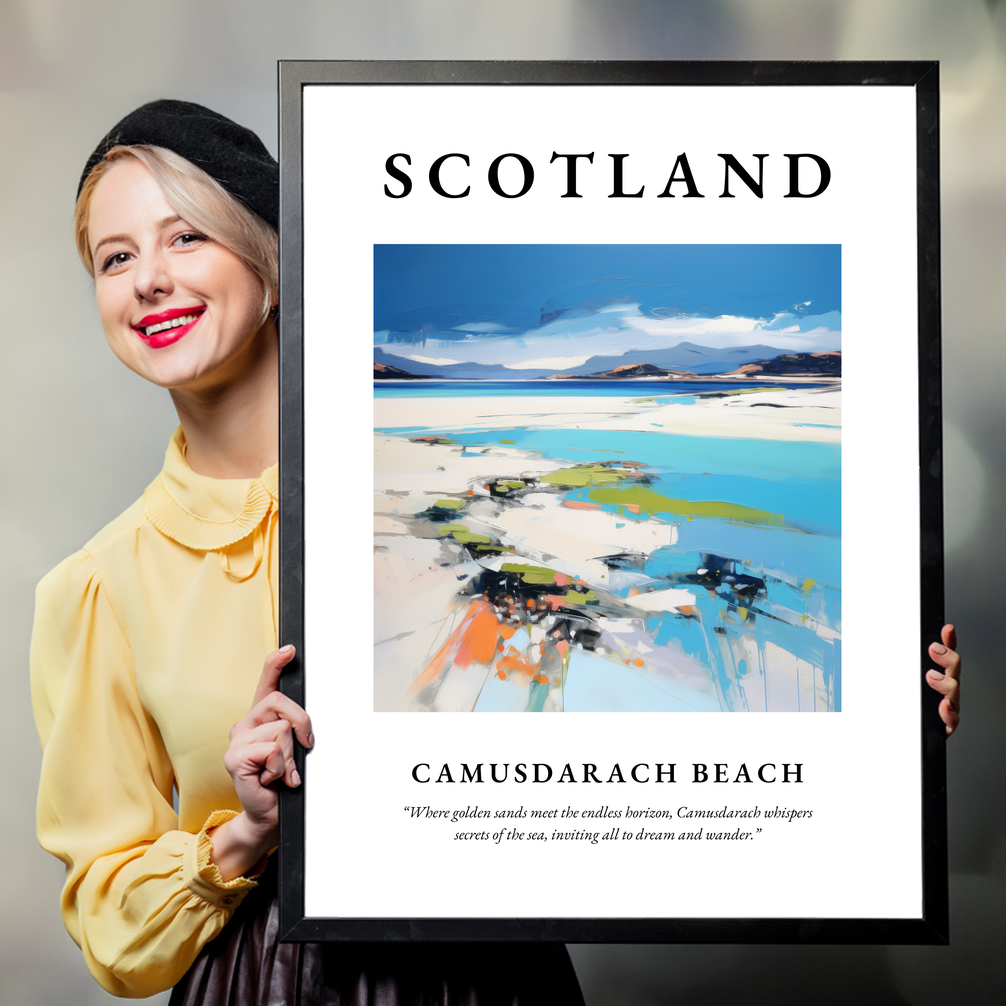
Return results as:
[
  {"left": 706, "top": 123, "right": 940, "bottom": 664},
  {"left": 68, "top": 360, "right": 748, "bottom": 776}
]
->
[{"left": 132, "top": 306, "right": 206, "bottom": 349}]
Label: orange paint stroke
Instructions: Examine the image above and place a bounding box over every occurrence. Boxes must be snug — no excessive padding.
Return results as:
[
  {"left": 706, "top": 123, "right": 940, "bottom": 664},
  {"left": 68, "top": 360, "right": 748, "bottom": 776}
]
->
[
  {"left": 564, "top": 500, "right": 600, "bottom": 510},
  {"left": 498, "top": 651, "right": 538, "bottom": 683},
  {"left": 410, "top": 600, "right": 496, "bottom": 694},
  {"left": 456, "top": 605, "right": 507, "bottom": 667}
]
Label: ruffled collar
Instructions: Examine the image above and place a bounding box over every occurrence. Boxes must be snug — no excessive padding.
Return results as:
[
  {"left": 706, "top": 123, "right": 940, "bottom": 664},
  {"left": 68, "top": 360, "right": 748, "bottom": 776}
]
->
[{"left": 143, "top": 428, "right": 278, "bottom": 551}]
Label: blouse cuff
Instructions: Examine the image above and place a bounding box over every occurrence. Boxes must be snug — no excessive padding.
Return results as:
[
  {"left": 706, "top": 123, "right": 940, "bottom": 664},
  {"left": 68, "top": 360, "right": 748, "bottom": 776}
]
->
[{"left": 183, "top": 810, "right": 269, "bottom": 909}]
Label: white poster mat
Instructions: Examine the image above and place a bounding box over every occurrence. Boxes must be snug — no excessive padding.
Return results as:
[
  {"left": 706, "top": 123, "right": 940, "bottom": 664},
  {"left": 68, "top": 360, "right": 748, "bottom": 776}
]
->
[{"left": 301, "top": 84, "right": 919, "bottom": 920}]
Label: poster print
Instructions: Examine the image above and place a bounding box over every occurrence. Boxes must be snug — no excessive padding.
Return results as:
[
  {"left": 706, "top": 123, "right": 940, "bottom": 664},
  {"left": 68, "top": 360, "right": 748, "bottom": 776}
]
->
[
  {"left": 280, "top": 62, "right": 945, "bottom": 943},
  {"left": 374, "top": 243, "right": 841, "bottom": 715}
]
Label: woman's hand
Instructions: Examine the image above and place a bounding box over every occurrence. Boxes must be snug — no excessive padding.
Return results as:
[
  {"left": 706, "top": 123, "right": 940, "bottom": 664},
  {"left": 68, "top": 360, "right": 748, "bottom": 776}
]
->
[
  {"left": 926, "top": 624, "right": 961, "bottom": 737},
  {"left": 209, "top": 645, "right": 314, "bottom": 881}
]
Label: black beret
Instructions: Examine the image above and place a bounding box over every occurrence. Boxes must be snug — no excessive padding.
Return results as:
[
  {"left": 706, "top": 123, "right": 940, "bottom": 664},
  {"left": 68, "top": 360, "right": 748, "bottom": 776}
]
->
[{"left": 78, "top": 99, "right": 278, "bottom": 228}]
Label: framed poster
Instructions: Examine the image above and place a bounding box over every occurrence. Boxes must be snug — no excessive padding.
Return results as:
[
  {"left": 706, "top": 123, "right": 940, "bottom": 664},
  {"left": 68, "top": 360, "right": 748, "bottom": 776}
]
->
[{"left": 277, "top": 61, "right": 946, "bottom": 943}]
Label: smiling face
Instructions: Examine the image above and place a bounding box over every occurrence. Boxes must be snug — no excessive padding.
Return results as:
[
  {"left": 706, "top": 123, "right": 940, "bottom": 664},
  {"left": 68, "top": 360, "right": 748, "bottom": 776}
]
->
[{"left": 87, "top": 158, "right": 272, "bottom": 392}]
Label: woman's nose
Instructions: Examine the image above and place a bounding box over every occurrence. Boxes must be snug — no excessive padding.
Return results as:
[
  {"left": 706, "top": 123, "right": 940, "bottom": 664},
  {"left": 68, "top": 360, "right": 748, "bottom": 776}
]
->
[{"left": 133, "top": 249, "right": 173, "bottom": 302}]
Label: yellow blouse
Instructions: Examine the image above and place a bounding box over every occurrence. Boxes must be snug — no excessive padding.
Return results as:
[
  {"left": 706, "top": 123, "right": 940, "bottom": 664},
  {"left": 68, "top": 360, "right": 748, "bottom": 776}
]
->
[{"left": 31, "top": 428, "right": 279, "bottom": 998}]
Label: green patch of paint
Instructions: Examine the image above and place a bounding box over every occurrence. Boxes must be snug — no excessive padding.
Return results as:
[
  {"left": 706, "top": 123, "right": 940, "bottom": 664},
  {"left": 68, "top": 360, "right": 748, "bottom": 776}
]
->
[
  {"left": 498, "top": 439, "right": 516, "bottom": 444},
  {"left": 587, "top": 485, "right": 783, "bottom": 527},
  {"left": 702, "top": 387, "right": 784, "bottom": 398},
  {"left": 434, "top": 499, "right": 464, "bottom": 510},
  {"left": 500, "top": 562, "right": 557, "bottom": 585},
  {"left": 541, "top": 464, "right": 635, "bottom": 488},
  {"left": 438, "top": 523, "right": 493, "bottom": 544},
  {"left": 563, "top": 590, "right": 597, "bottom": 605}
]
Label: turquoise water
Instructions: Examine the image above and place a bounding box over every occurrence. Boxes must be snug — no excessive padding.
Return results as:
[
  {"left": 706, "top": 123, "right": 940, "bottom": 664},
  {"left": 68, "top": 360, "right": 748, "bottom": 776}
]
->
[{"left": 375, "top": 425, "right": 840, "bottom": 532}]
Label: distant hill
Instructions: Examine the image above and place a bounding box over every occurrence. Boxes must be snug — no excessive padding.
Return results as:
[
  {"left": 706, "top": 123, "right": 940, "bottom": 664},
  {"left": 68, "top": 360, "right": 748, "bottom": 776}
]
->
[
  {"left": 374, "top": 362, "right": 429, "bottom": 380},
  {"left": 569, "top": 342, "right": 795, "bottom": 376},
  {"left": 731, "top": 352, "right": 841, "bottom": 377},
  {"left": 374, "top": 348, "right": 558, "bottom": 380},
  {"left": 554, "top": 362, "right": 698, "bottom": 380}
]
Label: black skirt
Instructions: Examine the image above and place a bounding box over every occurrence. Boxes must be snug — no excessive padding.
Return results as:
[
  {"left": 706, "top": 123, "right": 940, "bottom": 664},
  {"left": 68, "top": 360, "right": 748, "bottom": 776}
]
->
[{"left": 169, "top": 869, "right": 585, "bottom": 1006}]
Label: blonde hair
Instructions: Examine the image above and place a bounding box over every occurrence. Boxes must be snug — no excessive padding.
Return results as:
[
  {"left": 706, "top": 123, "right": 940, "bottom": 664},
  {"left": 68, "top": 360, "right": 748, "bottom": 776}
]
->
[{"left": 75, "top": 145, "right": 278, "bottom": 323}]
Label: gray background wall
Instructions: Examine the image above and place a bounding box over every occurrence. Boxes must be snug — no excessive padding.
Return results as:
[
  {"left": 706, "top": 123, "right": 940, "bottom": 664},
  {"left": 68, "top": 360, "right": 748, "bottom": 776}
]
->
[{"left": 1, "top": 1, "right": 1003, "bottom": 1003}]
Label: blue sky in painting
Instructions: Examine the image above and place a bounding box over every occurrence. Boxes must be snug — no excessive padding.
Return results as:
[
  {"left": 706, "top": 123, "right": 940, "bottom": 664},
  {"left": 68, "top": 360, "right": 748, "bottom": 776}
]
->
[{"left": 374, "top": 244, "right": 841, "bottom": 369}]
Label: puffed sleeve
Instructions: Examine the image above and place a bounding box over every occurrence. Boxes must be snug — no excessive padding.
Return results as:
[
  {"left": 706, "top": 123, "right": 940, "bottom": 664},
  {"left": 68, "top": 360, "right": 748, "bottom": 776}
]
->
[{"left": 31, "top": 549, "right": 262, "bottom": 998}]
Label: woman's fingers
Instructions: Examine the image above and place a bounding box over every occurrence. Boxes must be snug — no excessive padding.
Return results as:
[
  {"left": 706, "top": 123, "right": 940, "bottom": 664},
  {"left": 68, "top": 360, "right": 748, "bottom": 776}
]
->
[
  {"left": 926, "top": 669, "right": 960, "bottom": 736},
  {"left": 941, "top": 623, "right": 958, "bottom": 653},
  {"left": 226, "top": 740, "right": 288, "bottom": 787},
  {"left": 230, "top": 719, "right": 301, "bottom": 788},
  {"left": 928, "top": 640, "right": 961, "bottom": 684},
  {"left": 925, "top": 681, "right": 961, "bottom": 736},
  {"left": 925, "top": 668, "right": 959, "bottom": 704},
  {"left": 929, "top": 639, "right": 960, "bottom": 679},
  {"left": 252, "top": 644, "right": 296, "bottom": 707},
  {"left": 927, "top": 623, "right": 961, "bottom": 737},
  {"left": 232, "top": 689, "right": 314, "bottom": 750},
  {"left": 240, "top": 644, "right": 314, "bottom": 749},
  {"left": 254, "top": 691, "right": 314, "bottom": 749},
  {"left": 259, "top": 742, "right": 289, "bottom": 787}
]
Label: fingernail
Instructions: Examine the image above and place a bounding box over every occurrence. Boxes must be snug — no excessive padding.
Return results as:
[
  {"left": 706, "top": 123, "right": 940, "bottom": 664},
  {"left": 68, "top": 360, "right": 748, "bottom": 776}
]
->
[
  {"left": 306, "top": 732, "right": 315, "bottom": 748},
  {"left": 928, "top": 670, "right": 944, "bottom": 679},
  {"left": 292, "top": 768, "right": 301, "bottom": 787},
  {"left": 280, "top": 644, "right": 295, "bottom": 654},
  {"left": 931, "top": 643, "right": 947, "bottom": 654}
]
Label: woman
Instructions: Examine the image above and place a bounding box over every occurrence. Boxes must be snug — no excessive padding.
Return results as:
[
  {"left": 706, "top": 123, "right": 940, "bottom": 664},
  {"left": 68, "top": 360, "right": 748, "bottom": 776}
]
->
[{"left": 31, "top": 100, "right": 586, "bottom": 1003}]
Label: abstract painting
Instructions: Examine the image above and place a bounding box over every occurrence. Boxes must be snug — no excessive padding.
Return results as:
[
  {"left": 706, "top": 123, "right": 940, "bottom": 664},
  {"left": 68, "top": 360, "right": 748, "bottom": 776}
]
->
[{"left": 374, "top": 245, "right": 840, "bottom": 713}]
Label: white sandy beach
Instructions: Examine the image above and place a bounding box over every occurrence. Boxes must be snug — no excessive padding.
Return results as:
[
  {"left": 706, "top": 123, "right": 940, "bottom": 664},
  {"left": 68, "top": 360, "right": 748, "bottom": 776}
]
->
[{"left": 375, "top": 384, "right": 840, "bottom": 443}]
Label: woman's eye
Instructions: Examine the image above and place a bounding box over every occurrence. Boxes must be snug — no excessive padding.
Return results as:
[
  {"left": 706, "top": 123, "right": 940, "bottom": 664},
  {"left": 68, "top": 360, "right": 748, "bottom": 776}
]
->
[
  {"left": 101, "top": 251, "right": 132, "bottom": 273},
  {"left": 173, "top": 231, "right": 208, "bottom": 248}
]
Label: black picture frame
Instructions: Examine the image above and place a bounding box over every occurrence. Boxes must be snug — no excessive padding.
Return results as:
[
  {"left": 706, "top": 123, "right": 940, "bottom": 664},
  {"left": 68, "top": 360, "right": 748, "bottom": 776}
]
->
[{"left": 277, "top": 60, "right": 945, "bottom": 944}]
